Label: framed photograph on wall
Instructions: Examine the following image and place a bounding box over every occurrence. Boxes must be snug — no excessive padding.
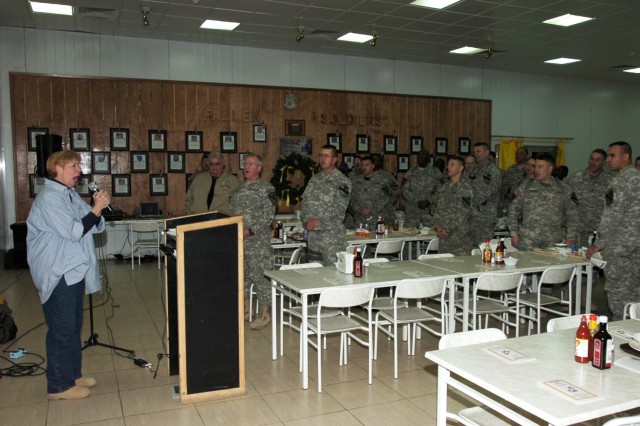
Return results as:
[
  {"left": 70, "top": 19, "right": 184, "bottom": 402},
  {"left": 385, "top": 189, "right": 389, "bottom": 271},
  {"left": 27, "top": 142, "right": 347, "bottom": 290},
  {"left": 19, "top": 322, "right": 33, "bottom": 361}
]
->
[
  {"left": 384, "top": 135, "right": 397, "bottom": 154},
  {"left": 185, "top": 131, "right": 203, "bottom": 152},
  {"left": 253, "top": 124, "right": 267, "bottom": 142},
  {"left": 436, "top": 137, "right": 448, "bottom": 155},
  {"left": 356, "top": 134, "right": 370, "bottom": 153},
  {"left": 28, "top": 127, "right": 49, "bottom": 151},
  {"left": 168, "top": 151, "right": 185, "bottom": 173},
  {"left": 397, "top": 155, "right": 410, "bottom": 172},
  {"left": 70, "top": 128, "right": 90, "bottom": 151},
  {"left": 149, "top": 130, "right": 167, "bottom": 152},
  {"left": 150, "top": 174, "right": 168, "bottom": 196},
  {"left": 110, "top": 128, "right": 129, "bottom": 151},
  {"left": 327, "top": 133, "right": 341, "bottom": 152},
  {"left": 343, "top": 154, "right": 354, "bottom": 170},
  {"left": 239, "top": 152, "right": 250, "bottom": 170},
  {"left": 92, "top": 151, "right": 111, "bottom": 174},
  {"left": 29, "top": 174, "right": 45, "bottom": 198},
  {"left": 112, "top": 174, "right": 131, "bottom": 197},
  {"left": 410, "top": 136, "right": 423, "bottom": 154},
  {"left": 130, "top": 152, "right": 149, "bottom": 173},
  {"left": 458, "top": 137, "right": 471, "bottom": 155},
  {"left": 285, "top": 120, "right": 305, "bottom": 136},
  {"left": 220, "top": 132, "right": 237, "bottom": 153},
  {"left": 76, "top": 175, "right": 91, "bottom": 197}
]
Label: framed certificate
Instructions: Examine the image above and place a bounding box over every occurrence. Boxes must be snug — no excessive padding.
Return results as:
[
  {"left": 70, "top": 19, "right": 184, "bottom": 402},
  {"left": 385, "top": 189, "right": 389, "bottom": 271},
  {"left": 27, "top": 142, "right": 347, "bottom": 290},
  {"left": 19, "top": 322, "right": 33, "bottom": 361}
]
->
[
  {"left": 168, "top": 152, "right": 185, "bottom": 173},
  {"left": 150, "top": 174, "right": 168, "bottom": 196},
  {"left": 70, "top": 128, "right": 90, "bottom": 151},
  {"left": 112, "top": 174, "right": 131, "bottom": 196},
  {"left": 110, "top": 128, "right": 129, "bottom": 151},
  {"left": 185, "top": 131, "right": 203, "bottom": 152},
  {"left": 92, "top": 152, "right": 111, "bottom": 174},
  {"left": 131, "top": 152, "right": 149, "bottom": 173},
  {"left": 149, "top": 130, "right": 167, "bottom": 152}
]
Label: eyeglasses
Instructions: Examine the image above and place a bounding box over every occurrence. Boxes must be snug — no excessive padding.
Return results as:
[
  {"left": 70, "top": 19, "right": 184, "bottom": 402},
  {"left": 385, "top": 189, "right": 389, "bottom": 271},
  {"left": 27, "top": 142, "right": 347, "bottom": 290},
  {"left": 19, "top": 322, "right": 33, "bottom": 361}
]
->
[{"left": 319, "top": 154, "right": 333, "bottom": 158}]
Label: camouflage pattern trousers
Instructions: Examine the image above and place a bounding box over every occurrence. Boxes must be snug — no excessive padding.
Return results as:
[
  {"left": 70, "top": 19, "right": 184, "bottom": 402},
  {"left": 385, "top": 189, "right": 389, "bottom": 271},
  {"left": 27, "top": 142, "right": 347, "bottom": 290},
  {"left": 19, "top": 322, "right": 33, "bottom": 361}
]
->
[
  {"left": 603, "top": 250, "right": 640, "bottom": 320},
  {"left": 244, "top": 242, "right": 274, "bottom": 306}
]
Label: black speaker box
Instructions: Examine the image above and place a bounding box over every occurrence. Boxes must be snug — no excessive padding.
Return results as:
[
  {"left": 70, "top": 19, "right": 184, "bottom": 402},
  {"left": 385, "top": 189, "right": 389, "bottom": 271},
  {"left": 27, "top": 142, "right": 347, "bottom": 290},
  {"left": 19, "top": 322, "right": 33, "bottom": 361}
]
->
[{"left": 35, "top": 134, "right": 62, "bottom": 177}]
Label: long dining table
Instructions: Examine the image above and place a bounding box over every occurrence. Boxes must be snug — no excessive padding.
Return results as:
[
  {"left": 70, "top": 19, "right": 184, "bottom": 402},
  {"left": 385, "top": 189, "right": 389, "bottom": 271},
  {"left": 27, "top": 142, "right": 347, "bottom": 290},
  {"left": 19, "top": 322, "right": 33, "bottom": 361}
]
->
[
  {"left": 265, "top": 250, "right": 593, "bottom": 390},
  {"left": 425, "top": 319, "right": 640, "bottom": 425}
]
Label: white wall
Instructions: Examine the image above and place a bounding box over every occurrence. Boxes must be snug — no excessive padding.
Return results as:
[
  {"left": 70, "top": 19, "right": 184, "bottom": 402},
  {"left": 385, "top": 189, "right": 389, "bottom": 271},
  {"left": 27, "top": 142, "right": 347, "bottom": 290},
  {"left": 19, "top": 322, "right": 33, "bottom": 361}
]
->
[{"left": 2, "top": 26, "right": 639, "bottom": 250}]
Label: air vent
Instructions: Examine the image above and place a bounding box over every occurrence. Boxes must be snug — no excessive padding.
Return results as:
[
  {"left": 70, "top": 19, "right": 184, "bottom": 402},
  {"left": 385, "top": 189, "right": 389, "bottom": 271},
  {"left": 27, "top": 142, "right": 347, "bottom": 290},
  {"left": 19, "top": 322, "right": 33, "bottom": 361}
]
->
[
  {"left": 308, "top": 29, "right": 341, "bottom": 40},
  {"left": 76, "top": 7, "right": 119, "bottom": 19},
  {"left": 609, "top": 65, "right": 635, "bottom": 70}
]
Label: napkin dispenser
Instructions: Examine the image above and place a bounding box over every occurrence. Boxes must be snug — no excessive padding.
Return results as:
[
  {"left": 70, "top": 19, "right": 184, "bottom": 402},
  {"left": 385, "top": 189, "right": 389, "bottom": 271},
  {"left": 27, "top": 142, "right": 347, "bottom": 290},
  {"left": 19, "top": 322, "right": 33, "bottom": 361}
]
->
[{"left": 335, "top": 251, "right": 354, "bottom": 274}]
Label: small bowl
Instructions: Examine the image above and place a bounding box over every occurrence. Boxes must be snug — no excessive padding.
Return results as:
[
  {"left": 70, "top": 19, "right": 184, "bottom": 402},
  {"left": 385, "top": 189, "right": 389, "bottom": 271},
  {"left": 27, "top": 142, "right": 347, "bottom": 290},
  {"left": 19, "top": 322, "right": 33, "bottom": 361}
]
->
[
  {"left": 554, "top": 243, "right": 567, "bottom": 248},
  {"left": 503, "top": 257, "right": 519, "bottom": 266}
]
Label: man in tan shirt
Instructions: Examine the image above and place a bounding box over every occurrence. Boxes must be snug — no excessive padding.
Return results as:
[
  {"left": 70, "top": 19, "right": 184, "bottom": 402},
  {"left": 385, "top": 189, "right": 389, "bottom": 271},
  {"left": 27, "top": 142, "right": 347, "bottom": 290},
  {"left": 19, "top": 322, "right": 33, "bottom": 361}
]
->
[{"left": 186, "top": 151, "right": 239, "bottom": 214}]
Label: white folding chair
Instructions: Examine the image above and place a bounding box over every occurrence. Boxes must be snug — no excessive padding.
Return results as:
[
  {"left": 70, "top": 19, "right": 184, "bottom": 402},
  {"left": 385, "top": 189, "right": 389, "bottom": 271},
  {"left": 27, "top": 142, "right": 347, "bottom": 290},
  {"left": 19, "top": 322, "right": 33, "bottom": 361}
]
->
[
  {"left": 307, "top": 284, "right": 375, "bottom": 393},
  {"left": 517, "top": 265, "right": 577, "bottom": 334},
  {"left": 374, "top": 239, "right": 405, "bottom": 261},
  {"left": 624, "top": 302, "right": 640, "bottom": 320},
  {"left": 374, "top": 277, "right": 447, "bottom": 378},
  {"left": 129, "top": 221, "right": 161, "bottom": 269},
  {"left": 438, "top": 328, "right": 518, "bottom": 426},
  {"left": 424, "top": 237, "right": 439, "bottom": 254},
  {"left": 346, "top": 244, "right": 367, "bottom": 258},
  {"left": 603, "top": 415, "right": 640, "bottom": 426},
  {"left": 457, "top": 272, "right": 524, "bottom": 337},
  {"left": 546, "top": 314, "right": 583, "bottom": 332},
  {"left": 249, "top": 247, "right": 304, "bottom": 323}
]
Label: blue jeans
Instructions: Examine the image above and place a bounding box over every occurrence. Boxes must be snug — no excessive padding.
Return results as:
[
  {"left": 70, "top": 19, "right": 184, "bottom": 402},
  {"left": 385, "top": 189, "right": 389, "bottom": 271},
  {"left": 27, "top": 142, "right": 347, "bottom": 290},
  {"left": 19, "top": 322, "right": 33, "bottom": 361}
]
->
[{"left": 42, "top": 276, "right": 85, "bottom": 394}]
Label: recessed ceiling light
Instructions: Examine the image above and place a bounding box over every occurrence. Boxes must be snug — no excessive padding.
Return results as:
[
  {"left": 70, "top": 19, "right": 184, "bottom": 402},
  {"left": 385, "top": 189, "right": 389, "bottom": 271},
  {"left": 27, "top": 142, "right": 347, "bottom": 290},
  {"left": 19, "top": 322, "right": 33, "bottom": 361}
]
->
[
  {"left": 200, "top": 20, "right": 240, "bottom": 31},
  {"left": 450, "top": 46, "right": 485, "bottom": 55},
  {"left": 337, "top": 33, "right": 373, "bottom": 43},
  {"left": 544, "top": 57, "right": 581, "bottom": 65},
  {"left": 543, "top": 14, "right": 594, "bottom": 27},
  {"left": 411, "top": 0, "right": 461, "bottom": 10},
  {"left": 29, "top": 1, "right": 73, "bottom": 16},
  {"left": 623, "top": 67, "right": 640, "bottom": 74}
]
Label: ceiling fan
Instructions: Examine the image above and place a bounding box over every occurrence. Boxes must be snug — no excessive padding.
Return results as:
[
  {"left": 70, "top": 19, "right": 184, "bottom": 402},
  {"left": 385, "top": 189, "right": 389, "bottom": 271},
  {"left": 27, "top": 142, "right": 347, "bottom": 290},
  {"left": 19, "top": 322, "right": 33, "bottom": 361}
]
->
[{"left": 476, "top": 46, "right": 506, "bottom": 59}]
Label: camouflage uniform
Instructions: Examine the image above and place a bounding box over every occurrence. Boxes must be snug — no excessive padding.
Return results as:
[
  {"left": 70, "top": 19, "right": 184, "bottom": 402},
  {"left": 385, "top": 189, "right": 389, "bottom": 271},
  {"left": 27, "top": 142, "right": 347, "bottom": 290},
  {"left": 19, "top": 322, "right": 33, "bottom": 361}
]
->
[
  {"left": 432, "top": 176, "right": 474, "bottom": 255},
  {"left": 595, "top": 165, "right": 640, "bottom": 320},
  {"left": 401, "top": 164, "right": 441, "bottom": 228},
  {"left": 508, "top": 178, "right": 578, "bottom": 250},
  {"left": 302, "top": 168, "right": 351, "bottom": 266},
  {"left": 348, "top": 170, "right": 399, "bottom": 229},
  {"left": 468, "top": 161, "right": 502, "bottom": 244},
  {"left": 565, "top": 169, "right": 611, "bottom": 246},
  {"left": 498, "top": 163, "right": 526, "bottom": 217},
  {"left": 229, "top": 180, "right": 276, "bottom": 306}
]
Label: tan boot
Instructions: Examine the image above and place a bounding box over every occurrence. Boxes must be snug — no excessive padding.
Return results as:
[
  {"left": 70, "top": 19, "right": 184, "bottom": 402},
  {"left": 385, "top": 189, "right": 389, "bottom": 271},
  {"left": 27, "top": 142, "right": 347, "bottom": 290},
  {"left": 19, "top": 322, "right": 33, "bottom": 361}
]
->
[
  {"left": 250, "top": 306, "right": 271, "bottom": 330},
  {"left": 48, "top": 385, "right": 90, "bottom": 400},
  {"left": 75, "top": 377, "right": 96, "bottom": 388}
]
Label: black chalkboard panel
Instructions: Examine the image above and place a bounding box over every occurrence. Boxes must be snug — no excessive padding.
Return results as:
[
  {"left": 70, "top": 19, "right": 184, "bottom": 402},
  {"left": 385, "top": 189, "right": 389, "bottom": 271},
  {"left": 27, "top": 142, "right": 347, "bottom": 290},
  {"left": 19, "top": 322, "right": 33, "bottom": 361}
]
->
[{"left": 182, "top": 223, "right": 239, "bottom": 393}]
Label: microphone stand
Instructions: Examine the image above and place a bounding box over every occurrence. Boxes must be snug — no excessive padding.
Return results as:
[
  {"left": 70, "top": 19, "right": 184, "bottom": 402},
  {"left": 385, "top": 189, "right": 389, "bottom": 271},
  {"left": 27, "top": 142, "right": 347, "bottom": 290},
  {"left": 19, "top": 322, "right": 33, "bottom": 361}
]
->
[{"left": 82, "top": 293, "right": 135, "bottom": 355}]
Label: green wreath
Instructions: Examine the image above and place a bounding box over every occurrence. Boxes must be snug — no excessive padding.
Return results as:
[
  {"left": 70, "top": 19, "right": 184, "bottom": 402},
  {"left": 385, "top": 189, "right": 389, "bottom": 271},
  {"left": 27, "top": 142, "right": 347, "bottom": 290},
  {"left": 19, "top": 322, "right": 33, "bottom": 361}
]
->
[{"left": 270, "top": 153, "right": 317, "bottom": 207}]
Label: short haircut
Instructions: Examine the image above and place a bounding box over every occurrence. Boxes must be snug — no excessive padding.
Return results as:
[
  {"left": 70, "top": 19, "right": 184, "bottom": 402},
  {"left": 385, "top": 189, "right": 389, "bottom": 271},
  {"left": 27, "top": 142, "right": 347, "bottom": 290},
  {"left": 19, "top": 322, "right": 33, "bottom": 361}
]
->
[
  {"left": 609, "top": 141, "right": 632, "bottom": 157},
  {"left": 321, "top": 144, "right": 338, "bottom": 157},
  {"left": 636, "top": 156, "right": 640, "bottom": 163},
  {"left": 517, "top": 146, "right": 529, "bottom": 154},
  {"left": 448, "top": 155, "right": 465, "bottom": 167},
  {"left": 244, "top": 153, "right": 263, "bottom": 166},
  {"left": 592, "top": 148, "right": 607, "bottom": 159},
  {"left": 535, "top": 152, "right": 556, "bottom": 167},
  {"left": 361, "top": 155, "right": 375, "bottom": 164},
  {"left": 47, "top": 150, "right": 81, "bottom": 178},
  {"left": 208, "top": 151, "right": 225, "bottom": 165},
  {"left": 474, "top": 142, "right": 489, "bottom": 150}
]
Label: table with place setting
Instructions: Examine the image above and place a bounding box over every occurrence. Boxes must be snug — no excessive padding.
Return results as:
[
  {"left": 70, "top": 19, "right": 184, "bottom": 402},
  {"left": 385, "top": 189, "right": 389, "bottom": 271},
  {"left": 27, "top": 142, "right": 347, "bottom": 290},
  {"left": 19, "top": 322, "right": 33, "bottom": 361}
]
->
[{"left": 426, "top": 319, "right": 640, "bottom": 426}]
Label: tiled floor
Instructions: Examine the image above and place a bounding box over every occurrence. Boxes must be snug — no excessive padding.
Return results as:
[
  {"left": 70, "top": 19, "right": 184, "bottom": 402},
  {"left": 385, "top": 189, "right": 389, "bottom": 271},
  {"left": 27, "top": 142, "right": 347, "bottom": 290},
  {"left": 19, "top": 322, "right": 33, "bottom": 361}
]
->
[{"left": 0, "top": 257, "right": 614, "bottom": 425}]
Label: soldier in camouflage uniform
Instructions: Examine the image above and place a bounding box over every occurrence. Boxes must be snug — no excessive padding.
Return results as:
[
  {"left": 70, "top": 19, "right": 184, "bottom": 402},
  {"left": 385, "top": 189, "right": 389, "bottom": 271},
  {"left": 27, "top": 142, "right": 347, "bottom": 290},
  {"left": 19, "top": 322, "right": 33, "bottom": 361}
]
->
[
  {"left": 229, "top": 154, "right": 277, "bottom": 329},
  {"left": 587, "top": 142, "right": 640, "bottom": 320},
  {"left": 498, "top": 147, "right": 529, "bottom": 217},
  {"left": 564, "top": 149, "right": 611, "bottom": 246},
  {"left": 302, "top": 145, "right": 352, "bottom": 266},
  {"left": 348, "top": 156, "right": 399, "bottom": 229},
  {"left": 401, "top": 150, "right": 441, "bottom": 228},
  {"left": 508, "top": 153, "right": 578, "bottom": 250},
  {"left": 432, "top": 156, "right": 474, "bottom": 255},
  {"left": 469, "top": 143, "right": 502, "bottom": 244}
]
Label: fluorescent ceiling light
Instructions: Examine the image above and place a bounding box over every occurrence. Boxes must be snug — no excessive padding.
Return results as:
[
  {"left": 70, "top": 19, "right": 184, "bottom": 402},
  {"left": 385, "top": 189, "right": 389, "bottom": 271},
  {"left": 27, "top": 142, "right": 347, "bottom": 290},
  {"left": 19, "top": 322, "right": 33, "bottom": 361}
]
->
[
  {"left": 338, "top": 32, "right": 373, "bottom": 43},
  {"left": 29, "top": 1, "right": 73, "bottom": 15},
  {"left": 411, "top": 0, "right": 461, "bottom": 10},
  {"left": 544, "top": 57, "right": 581, "bottom": 65},
  {"left": 543, "top": 14, "right": 594, "bottom": 27},
  {"left": 623, "top": 67, "right": 640, "bottom": 74},
  {"left": 450, "top": 46, "right": 485, "bottom": 55},
  {"left": 200, "top": 20, "right": 240, "bottom": 31}
]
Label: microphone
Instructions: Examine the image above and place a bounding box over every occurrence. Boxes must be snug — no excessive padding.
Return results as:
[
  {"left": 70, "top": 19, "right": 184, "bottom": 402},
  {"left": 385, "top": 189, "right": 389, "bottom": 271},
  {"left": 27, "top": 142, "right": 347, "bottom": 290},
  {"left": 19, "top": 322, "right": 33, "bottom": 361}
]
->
[{"left": 88, "top": 182, "right": 113, "bottom": 212}]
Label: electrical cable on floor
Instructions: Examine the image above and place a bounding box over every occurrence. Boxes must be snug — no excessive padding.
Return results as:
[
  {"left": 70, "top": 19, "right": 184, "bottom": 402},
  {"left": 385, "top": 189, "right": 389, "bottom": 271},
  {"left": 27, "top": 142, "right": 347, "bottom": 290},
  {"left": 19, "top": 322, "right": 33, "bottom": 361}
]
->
[
  {"left": 0, "top": 270, "right": 22, "bottom": 295},
  {"left": 0, "top": 352, "right": 46, "bottom": 377}
]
